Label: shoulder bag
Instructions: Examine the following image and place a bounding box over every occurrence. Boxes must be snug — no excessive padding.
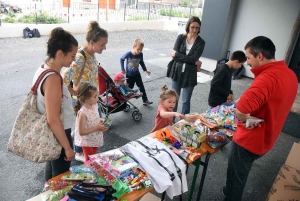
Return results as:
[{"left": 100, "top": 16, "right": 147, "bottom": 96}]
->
[
  {"left": 166, "top": 34, "right": 185, "bottom": 77},
  {"left": 7, "top": 69, "right": 63, "bottom": 163}
]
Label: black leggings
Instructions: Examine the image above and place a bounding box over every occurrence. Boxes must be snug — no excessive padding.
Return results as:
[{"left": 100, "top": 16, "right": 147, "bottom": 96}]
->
[
  {"left": 126, "top": 73, "right": 148, "bottom": 102},
  {"left": 45, "top": 128, "right": 73, "bottom": 181}
]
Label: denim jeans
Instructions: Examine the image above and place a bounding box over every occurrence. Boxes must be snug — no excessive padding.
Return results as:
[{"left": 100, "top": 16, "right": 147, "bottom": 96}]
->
[
  {"left": 171, "top": 79, "right": 195, "bottom": 114},
  {"left": 45, "top": 128, "right": 73, "bottom": 181},
  {"left": 224, "top": 141, "right": 262, "bottom": 201}
]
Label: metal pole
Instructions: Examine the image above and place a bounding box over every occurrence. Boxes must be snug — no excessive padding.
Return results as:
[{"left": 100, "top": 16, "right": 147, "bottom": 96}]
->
[
  {"left": 147, "top": 3, "right": 150, "bottom": 21},
  {"left": 68, "top": 4, "right": 69, "bottom": 23},
  {"left": 106, "top": 0, "right": 109, "bottom": 22},
  {"left": 97, "top": 3, "right": 99, "bottom": 22},
  {"left": 35, "top": 3, "right": 37, "bottom": 25},
  {"left": 124, "top": 3, "right": 126, "bottom": 21},
  {"left": 169, "top": 4, "right": 172, "bottom": 20},
  {"left": 189, "top": 5, "right": 192, "bottom": 17}
]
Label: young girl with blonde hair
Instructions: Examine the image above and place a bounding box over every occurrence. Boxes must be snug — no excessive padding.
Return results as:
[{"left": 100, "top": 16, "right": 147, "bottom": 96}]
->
[
  {"left": 74, "top": 83, "right": 109, "bottom": 163},
  {"left": 151, "top": 85, "right": 184, "bottom": 132}
]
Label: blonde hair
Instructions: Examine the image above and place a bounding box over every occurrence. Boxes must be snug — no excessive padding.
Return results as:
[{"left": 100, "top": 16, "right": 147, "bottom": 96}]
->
[
  {"left": 74, "top": 83, "right": 98, "bottom": 116},
  {"left": 133, "top": 38, "right": 144, "bottom": 47},
  {"left": 160, "top": 85, "right": 178, "bottom": 101}
]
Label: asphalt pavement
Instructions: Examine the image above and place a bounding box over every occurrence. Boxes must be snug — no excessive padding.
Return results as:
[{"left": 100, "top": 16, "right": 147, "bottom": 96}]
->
[{"left": 0, "top": 30, "right": 299, "bottom": 201}]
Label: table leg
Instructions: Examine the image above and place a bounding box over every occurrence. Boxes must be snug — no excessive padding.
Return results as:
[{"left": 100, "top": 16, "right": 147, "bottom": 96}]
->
[
  {"left": 196, "top": 153, "right": 211, "bottom": 201},
  {"left": 161, "top": 191, "right": 166, "bottom": 201},
  {"left": 188, "top": 159, "right": 201, "bottom": 201}
]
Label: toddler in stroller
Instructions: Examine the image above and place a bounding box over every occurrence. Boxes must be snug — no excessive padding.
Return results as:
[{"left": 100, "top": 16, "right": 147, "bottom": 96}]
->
[
  {"left": 113, "top": 72, "right": 142, "bottom": 98},
  {"left": 98, "top": 66, "right": 143, "bottom": 121}
]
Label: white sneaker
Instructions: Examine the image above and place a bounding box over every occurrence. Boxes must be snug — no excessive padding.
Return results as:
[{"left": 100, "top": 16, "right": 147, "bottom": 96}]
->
[{"left": 75, "top": 154, "right": 85, "bottom": 162}]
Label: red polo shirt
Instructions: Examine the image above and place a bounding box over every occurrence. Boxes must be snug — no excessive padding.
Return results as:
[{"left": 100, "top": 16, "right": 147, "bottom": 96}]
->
[{"left": 234, "top": 60, "right": 298, "bottom": 155}]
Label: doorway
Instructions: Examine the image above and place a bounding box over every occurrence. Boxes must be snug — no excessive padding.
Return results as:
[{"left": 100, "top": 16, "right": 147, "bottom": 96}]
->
[{"left": 289, "top": 33, "right": 300, "bottom": 83}]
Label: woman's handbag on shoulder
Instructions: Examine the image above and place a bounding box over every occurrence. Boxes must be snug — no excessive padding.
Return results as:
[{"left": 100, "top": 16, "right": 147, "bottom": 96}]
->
[
  {"left": 166, "top": 59, "right": 174, "bottom": 77},
  {"left": 7, "top": 69, "right": 63, "bottom": 163}
]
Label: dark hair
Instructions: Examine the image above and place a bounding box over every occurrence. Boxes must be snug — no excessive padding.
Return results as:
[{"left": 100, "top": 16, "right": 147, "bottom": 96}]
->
[
  {"left": 46, "top": 27, "right": 78, "bottom": 62},
  {"left": 244, "top": 36, "right": 276, "bottom": 59},
  {"left": 160, "top": 85, "right": 178, "bottom": 101},
  {"left": 86, "top": 21, "right": 108, "bottom": 43},
  {"left": 230, "top": 50, "right": 247, "bottom": 63},
  {"left": 185, "top": 16, "right": 201, "bottom": 34},
  {"left": 74, "top": 83, "right": 98, "bottom": 116}
]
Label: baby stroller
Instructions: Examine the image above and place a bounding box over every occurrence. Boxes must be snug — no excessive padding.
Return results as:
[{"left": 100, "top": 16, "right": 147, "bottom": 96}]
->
[{"left": 98, "top": 66, "right": 143, "bottom": 121}]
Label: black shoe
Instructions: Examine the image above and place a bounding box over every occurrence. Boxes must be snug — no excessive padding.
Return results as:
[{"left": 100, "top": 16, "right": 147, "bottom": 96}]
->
[
  {"left": 143, "top": 100, "right": 153, "bottom": 105},
  {"left": 222, "top": 186, "right": 227, "bottom": 197}
]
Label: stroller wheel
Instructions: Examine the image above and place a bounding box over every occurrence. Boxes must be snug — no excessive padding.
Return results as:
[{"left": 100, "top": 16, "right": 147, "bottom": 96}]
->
[
  {"left": 124, "top": 104, "right": 130, "bottom": 112},
  {"left": 132, "top": 112, "right": 142, "bottom": 121}
]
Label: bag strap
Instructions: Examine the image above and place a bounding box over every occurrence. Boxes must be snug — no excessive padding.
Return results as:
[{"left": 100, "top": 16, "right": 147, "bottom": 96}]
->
[
  {"left": 74, "top": 49, "right": 86, "bottom": 86},
  {"left": 31, "top": 69, "right": 63, "bottom": 97}
]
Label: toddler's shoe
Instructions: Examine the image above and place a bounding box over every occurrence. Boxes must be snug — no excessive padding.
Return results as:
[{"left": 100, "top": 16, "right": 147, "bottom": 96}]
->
[
  {"left": 143, "top": 100, "right": 153, "bottom": 105},
  {"left": 75, "top": 154, "right": 85, "bottom": 163}
]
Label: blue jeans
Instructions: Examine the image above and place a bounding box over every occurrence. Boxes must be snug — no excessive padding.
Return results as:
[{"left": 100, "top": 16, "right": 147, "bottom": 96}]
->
[
  {"left": 71, "top": 97, "right": 103, "bottom": 153},
  {"left": 171, "top": 79, "right": 195, "bottom": 114},
  {"left": 224, "top": 141, "right": 262, "bottom": 201}
]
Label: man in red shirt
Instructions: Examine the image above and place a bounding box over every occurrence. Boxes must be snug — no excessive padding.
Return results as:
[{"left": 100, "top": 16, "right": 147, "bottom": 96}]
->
[{"left": 223, "top": 36, "right": 298, "bottom": 201}]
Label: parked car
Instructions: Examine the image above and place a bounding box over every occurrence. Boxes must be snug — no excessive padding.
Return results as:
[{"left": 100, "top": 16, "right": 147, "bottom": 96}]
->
[
  {"left": 0, "top": 1, "right": 21, "bottom": 13},
  {"left": 0, "top": 1, "right": 9, "bottom": 13},
  {"left": 10, "top": 5, "right": 21, "bottom": 13}
]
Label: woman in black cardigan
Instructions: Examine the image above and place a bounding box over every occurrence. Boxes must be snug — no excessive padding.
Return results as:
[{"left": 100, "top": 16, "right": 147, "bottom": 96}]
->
[{"left": 167, "top": 16, "right": 205, "bottom": 115}]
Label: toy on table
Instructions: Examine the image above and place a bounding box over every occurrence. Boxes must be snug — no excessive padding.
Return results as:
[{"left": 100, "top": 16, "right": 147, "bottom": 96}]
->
[
  {"left": 171, "top": 122, "right": 206, "bottom": 149},
  {"left": 200, "top": 102, "right": 237, "bottom": 131},
  {"left": 61, "top": 172, "right": 97, "bottom": 181},
  {"left": 43, "top": 180, "right": 78, "bottom": 191},
  {"left": 41, "top": 186, "right": 72, "bottom": 201},
  {"left": 86, "top": 158, "right": 117, "bottom": 185},
  {"left": 206, "top": 132, "right": 227, "bottom": 142},
  {"left": 69, "top": 166, "right": 94, "bottom": 174}
]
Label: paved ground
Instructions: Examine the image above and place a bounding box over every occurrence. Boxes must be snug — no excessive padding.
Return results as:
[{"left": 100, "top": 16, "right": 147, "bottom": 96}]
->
[{"left": 0, "top": 30, "right": 299, "bottom": 201}]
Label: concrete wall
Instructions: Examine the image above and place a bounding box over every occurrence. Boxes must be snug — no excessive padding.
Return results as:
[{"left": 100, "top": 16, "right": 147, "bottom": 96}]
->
[
  {"left": 228, "top": 0, "right": 300, "bottom": 78},
  {"left": 0, "top": 20, "right": 178, "bottom": 38}
]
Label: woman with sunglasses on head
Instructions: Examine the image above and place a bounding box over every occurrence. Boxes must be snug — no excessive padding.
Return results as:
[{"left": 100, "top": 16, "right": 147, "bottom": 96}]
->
[
  {"left": 167, "top": 16, "right": 205, "bottom": 119},
  {"left": 62, "top": 21, "right": 108, "bottom": 162}
]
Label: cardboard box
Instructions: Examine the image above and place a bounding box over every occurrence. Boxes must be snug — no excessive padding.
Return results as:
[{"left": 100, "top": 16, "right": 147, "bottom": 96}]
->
[{"left": 266, "top": 142, "right": 300, "bottom": 201}]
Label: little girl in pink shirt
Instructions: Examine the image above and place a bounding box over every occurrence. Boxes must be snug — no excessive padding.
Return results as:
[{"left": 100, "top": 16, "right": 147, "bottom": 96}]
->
[
  {"left": 151, "top": 85, "right": 184, "bottom": 132},
  {"left": 74, "top": 83, "right": 109, "bottom": 162}
]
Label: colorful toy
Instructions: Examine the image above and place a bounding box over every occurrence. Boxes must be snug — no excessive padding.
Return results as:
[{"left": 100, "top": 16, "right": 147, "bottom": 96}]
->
[{"left": 155, "top": 127, "right": 171, "bottom": 140}]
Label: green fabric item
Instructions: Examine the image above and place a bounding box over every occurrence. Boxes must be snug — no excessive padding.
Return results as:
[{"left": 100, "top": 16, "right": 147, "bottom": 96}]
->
[
  {"left": 112, "top": 179, "right": 130, "bottom": 198},
  {"left": 96, "top": 175, "right": 108, "bottom": 185}
]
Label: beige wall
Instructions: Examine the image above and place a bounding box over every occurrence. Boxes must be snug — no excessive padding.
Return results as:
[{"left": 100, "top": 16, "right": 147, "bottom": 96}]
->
[{"left": 0, "top": 20, "right": 178, "bottom": 38}]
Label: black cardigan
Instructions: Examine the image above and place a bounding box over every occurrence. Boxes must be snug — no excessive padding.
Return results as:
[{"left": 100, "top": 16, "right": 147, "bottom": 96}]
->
[{"left": 168, "top": 34, "right": 205, "bottom": 88}]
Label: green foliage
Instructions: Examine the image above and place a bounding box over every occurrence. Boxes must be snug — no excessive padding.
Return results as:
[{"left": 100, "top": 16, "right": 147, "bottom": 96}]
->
[
  {"left": 7, "top": 11, "right": 16, "bottom": 18},
  {"left": 3, "top": 16, "right": 15, "bottom": 23},
  {"left": 159, "top": 7, "right": 201, "bottom": 18},
  {"left": 127, "top": 16, "right": 155, "bottom": 21},
  {"left": 179, "top": 0, "right": 190, "bottom": 7},
  {"left": 12, "top": 12, "right": 64, "bottom": 24}
]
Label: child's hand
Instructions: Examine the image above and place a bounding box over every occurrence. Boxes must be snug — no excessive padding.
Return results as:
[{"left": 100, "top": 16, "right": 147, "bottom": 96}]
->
[
  {"left": 146, "top": 70, "right": 151, "bottom": 75},
  {"left": 227, "top": 94, "right": 234, "bottom": 102},
  {"left": 98, "top": 118, "right": 109, "bottom": 132},
  {"left": 175, "top": 112, "right": 184, "bottom": 119}
]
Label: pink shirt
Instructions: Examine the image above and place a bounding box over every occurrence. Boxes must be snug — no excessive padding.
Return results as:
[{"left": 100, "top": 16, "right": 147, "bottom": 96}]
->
[
  {"left": 74, "top": 104, "right": 104, "bottom": 147},
  {"left": 151, "top": 105, "right": 173, "bottom": 132}
]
